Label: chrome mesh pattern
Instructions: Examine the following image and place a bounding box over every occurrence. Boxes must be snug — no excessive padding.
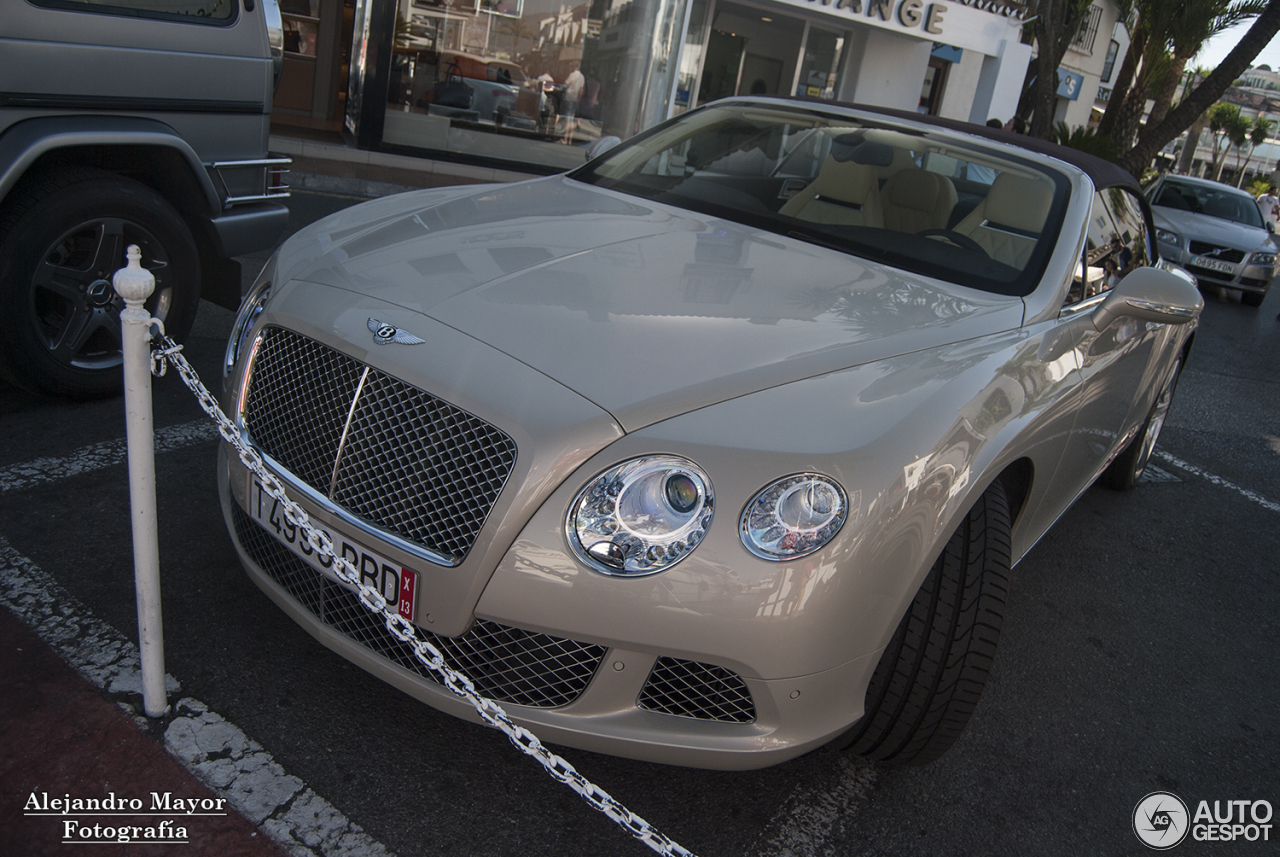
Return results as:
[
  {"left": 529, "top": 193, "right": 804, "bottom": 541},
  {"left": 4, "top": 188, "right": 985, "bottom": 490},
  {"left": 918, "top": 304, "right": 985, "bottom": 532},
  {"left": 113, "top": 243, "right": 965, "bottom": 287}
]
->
[
  {"left": 233, "top": 504, "right": 605, "bottom": 708},
  {"left": 242, "top": 326, "right": 517, "bottom": 563},
  {"left": 638, "top": 657, "right": 756, "bottom": 723}
]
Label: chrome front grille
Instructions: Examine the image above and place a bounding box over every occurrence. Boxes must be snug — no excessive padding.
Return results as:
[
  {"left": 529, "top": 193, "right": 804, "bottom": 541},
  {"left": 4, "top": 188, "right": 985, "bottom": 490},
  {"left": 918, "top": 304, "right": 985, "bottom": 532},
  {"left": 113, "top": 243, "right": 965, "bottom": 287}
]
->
[
  {"left": 233, "top": 504, "right": 605, "bottom": 708},
  {"left": 638, "top": 657, "right": 756, "bottom": 723},
  {"left": 1188, "top": 241, "right": 1245, "bottom": 263},
  {"left": 242, "top": 326, "right": 517, "bottom": 564}
]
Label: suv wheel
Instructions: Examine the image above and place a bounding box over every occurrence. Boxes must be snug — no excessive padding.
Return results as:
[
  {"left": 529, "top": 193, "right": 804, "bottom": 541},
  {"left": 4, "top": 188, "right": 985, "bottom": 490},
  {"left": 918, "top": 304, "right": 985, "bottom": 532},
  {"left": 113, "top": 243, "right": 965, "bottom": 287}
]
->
[{"left": 0, "top": 168, "right": 199, "bottom": 398}]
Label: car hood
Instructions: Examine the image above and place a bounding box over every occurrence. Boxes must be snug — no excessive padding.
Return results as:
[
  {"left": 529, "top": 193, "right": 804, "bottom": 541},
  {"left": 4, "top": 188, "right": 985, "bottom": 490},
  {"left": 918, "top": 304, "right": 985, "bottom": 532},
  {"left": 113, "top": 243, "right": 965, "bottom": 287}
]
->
[
  {"left": 282, "top": 176, "right": 1025, "bottom": 431},
  {"left": 1152, "top": 205, "right": 1274, "bottom": 251}
]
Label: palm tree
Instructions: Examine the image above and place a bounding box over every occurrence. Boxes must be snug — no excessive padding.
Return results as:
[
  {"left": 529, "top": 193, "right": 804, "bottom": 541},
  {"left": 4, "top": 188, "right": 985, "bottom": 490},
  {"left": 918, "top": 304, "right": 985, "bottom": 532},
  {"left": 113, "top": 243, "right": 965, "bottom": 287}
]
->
[
  {"left": 1102, "top": 0, "right": 1265, "bottom": 148},
  {"left": 1119, "top": 0, "right": 1280, "bottom": 176},
  {"left": 1207, "top": 102, "right": 1243, "bottom": 179},
  {"left": 1237, "top": 116, "right": 1275, "bottom": 185},
  {"left": 1226, "top": 112, "right": 1253, "bottom": 180}
]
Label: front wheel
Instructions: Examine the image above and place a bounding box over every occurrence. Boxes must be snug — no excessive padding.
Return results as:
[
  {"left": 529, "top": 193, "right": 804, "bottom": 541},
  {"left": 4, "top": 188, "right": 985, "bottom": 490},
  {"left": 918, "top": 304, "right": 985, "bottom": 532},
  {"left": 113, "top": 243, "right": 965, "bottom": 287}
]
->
[
  {"left": 1100, "top": 355, "right": 1183, "bottom": 492},
  {"left": 838, "top": 481, "right": 1012, "bottom": 765},
  {"left": 0, "top": 168, "right": 200, "bottom": 398}
]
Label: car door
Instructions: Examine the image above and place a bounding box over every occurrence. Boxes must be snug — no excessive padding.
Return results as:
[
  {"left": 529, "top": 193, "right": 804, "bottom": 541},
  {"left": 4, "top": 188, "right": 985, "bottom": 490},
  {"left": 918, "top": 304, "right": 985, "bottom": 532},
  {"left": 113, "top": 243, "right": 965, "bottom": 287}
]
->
[{"left": 1053, "top": 185, "right": 1174, "bottom": 496}]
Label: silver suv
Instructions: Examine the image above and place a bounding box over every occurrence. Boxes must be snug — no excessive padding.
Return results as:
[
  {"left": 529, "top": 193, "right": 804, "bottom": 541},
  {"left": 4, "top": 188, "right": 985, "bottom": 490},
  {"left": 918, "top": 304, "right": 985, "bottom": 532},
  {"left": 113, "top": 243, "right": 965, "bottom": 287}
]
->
[{"left": 0, "top": 0, "right": 290, "bottom": 397}]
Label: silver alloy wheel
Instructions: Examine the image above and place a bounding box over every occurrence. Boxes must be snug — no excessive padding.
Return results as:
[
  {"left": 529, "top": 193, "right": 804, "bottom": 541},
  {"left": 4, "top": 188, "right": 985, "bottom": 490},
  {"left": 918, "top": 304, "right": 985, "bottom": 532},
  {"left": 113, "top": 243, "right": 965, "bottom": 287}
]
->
[
  {"left": 31, "top": 216, "right": 174, "bottom": 372},
  {"left": 1133, "top": 357, "right": 1182, "bottom": 480}
]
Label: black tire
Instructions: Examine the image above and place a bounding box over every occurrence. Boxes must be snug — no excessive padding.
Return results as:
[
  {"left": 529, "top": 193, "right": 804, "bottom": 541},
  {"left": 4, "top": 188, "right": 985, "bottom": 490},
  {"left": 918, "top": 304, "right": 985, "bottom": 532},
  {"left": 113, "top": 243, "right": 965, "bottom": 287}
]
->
[
  {"left": 840, "top": 481, "right": 1011, "bottom": 765},
  {"left": 0, "top": 168, "right": 200, "bottom": 398},
  {"left": 1100, "top": 355, "right": 1183, "bottom": 492},
  {"left": 1241, "top": 290, "right": 1264, "bottom": 307}
]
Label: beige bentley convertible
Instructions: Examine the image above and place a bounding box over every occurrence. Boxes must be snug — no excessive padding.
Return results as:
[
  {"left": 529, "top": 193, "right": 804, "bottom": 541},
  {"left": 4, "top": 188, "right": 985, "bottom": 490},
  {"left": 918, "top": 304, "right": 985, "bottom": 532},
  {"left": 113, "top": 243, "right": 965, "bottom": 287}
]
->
[{"left": 218, "top": 99, "right": 1201, "bottom": 770}]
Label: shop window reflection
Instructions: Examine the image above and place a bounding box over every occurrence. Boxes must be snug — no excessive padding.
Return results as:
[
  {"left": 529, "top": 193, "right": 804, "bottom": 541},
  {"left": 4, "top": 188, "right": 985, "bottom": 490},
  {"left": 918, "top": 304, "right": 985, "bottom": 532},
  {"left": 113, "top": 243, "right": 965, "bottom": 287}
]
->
[{"left": 382, "top": 0, "right": 682, "bottom": 171}]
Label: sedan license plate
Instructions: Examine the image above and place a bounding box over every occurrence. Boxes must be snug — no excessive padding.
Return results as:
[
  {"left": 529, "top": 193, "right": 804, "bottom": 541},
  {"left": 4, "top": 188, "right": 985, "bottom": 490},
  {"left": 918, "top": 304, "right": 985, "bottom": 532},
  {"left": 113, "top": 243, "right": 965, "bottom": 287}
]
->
[
  {"left": 1192, "top": 255, "right": 1236, "bottom": 274},
  {"left": 248, "top": 479, "right": 417, "bottom": 621}
]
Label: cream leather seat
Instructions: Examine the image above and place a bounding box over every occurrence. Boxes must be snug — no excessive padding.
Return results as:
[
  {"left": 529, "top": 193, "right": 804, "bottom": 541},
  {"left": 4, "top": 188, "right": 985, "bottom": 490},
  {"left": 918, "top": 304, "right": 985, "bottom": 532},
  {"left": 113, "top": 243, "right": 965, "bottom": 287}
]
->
[
  {"left": 881, "top": 167, "right": 958, "bottom": 233},
  {"left": 779, "top": 156, "right": 884, "bottom": 227},
  {"left": 953, "top": 172, "right": 1054, "bottom": 268}
]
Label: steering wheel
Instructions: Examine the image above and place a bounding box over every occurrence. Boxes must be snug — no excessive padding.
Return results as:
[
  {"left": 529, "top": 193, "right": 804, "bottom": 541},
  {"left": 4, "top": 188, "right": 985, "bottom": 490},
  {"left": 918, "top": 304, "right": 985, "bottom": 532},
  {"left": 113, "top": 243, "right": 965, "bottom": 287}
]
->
[{"left": 918, "top": 228, "right": 989, "bottom": 257}]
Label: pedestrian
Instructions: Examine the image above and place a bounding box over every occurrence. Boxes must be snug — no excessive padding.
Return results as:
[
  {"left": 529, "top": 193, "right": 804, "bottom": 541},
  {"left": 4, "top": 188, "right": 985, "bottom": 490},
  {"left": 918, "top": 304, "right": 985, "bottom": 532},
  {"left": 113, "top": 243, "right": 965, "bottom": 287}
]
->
[
  {"left": 561, "top": 62, "right": 585, "bottom": 144},
  {"left": 1257, "top": 185, "right": 1278, "bottom": 231}
]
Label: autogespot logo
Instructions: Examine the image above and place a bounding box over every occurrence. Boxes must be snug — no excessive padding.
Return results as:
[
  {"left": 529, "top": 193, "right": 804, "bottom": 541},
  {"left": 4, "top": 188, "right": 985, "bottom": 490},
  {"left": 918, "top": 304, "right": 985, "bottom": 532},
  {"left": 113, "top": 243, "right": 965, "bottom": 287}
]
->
[{"left": 1134, "top": 792, "right": 1190, "bottom": 849}]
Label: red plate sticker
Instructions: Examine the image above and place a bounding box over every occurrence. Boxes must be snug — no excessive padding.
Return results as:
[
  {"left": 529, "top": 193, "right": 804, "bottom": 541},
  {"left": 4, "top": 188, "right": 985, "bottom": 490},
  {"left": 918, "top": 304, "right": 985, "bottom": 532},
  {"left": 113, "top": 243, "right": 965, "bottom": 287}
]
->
[{"left": 398, "top": 569, "right": 418, "bottom": 621}]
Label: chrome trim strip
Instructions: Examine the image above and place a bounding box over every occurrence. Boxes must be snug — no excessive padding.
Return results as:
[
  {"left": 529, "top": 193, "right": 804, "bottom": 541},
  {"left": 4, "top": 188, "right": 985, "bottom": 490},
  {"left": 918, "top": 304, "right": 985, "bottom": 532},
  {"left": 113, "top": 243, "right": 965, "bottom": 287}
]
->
[
  {"left": 1126, "top": 299, "right": 1197, "bottom": 317},
  {"left": 1058, "top": 291, "right": 1107, "bottom": 318},
  {"left": 249, "top": 446, "right": 460, "bottom": 569},
  {"left": 209, "top": 158, "right": 294, "bottom": 169},
  {"left": 329, "top": 366, "right": 370, "bottom": 498}
]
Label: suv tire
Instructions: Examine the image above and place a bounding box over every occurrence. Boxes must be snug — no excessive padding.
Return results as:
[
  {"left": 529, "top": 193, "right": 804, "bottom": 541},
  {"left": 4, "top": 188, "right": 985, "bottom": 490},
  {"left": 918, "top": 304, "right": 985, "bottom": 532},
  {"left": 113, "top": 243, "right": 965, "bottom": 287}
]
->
[{"left": 0, "top": 168, "right": 199, "bottom": 398}]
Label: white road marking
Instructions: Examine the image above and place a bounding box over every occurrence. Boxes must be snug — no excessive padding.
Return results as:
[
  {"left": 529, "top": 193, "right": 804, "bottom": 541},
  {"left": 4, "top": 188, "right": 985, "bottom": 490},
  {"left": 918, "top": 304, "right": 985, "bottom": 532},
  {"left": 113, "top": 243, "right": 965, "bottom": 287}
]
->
[
  {"left": 0, "top": 419, "right": 217, "bottom": 493},
  {"left": 747, "top": 755, "right": 876, "bottom": 857},
  {"left": 0, "top": 535, "right": 394, "bottom": 857},
  {"left": 1155, "top": 451, "right": 1280, "bottom": 513}
]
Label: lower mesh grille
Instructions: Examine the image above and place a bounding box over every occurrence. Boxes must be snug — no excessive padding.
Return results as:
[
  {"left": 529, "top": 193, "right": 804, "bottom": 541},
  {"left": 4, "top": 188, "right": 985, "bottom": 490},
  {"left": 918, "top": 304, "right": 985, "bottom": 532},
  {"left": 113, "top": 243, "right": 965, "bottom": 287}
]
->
[
  {"left": 233, "top": 504, "right": 605, "bottom": 708},
  {"left": 638, "top": 657, "right": 756, "bottom": 723}
]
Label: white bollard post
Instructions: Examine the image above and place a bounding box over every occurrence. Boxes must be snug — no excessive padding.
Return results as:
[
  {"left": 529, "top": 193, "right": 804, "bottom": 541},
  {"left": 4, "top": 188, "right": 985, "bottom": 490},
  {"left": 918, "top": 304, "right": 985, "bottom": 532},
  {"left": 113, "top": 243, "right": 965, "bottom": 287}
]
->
[{"left": 114, "top": 245, "right": 168, "bottom": 718}]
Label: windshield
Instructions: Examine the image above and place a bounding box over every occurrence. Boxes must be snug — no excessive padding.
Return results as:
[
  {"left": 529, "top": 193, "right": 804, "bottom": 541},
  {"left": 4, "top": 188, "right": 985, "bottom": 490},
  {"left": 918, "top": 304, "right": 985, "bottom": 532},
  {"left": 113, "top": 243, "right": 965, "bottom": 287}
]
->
[
  {"left": 1151, "top": 179, "right": 1265, "bottom": 228},
  {"left": 571, "top": 101, "right": 1071, "bottom": 296}
]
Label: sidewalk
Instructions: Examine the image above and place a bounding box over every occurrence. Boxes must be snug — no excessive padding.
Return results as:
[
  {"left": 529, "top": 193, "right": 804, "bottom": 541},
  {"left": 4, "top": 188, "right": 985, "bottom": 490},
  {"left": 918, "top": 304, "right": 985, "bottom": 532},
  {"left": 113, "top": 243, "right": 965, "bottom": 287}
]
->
[
  {"left": 0, "top": 607, "right": 289, "bottom": 857},
  {"left": 270, "top": 129, "right": 540, "bottom": 198}
]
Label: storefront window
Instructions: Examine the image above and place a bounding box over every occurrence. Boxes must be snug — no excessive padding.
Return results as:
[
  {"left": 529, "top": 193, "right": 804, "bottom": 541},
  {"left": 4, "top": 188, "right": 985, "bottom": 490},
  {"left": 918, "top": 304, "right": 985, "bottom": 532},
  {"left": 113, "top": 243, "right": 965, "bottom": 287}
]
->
[
  {"left": 380, "top": 0, "right": 686, "bottom": 170},
  {"left": 672, "top": 0, "right": 710, "bottom": 115},
  {"left": 796, "top": 25, "right": 843, "bottom": 100}
]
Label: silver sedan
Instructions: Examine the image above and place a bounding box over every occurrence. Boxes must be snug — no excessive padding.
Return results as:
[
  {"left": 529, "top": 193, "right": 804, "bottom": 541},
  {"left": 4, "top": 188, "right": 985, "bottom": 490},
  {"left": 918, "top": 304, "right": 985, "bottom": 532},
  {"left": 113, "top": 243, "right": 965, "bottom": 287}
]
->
[
  {"left": 1146, "top": 173, "right": 1276, "bottom": 307},
  {"left": 218, "top": 99, "right": 1201, "bottom": 770}
]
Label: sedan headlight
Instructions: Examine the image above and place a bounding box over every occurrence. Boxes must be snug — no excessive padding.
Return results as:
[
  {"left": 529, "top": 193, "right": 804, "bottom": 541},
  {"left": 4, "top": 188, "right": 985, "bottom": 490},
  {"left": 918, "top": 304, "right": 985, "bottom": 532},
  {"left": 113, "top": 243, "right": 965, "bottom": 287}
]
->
[
  {"left": 740, "top": 473, "right": 848, "bottom": 561},
  {"left": 1249, "top": 249, "right": 1276, "bottom": 267},
  {"left": 223, "top": 274, "right": 273, "bottom": 381},
  {"left": 567, "top": 456, "right": 714, "bottom": 576},
  {"left": 1155, "top": 228, "right": 1181, "bottom": 247}
]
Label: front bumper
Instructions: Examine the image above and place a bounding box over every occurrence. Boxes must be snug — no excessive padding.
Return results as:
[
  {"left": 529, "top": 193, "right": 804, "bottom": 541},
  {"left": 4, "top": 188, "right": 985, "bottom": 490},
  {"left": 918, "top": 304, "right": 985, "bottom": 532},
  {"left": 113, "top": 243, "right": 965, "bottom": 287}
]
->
[
  {"left": 218, "top": 444, "right": 877, "bottom": 769},
  {"left": 1160, "top": 241, "right": 1274, "bottom": 295}
]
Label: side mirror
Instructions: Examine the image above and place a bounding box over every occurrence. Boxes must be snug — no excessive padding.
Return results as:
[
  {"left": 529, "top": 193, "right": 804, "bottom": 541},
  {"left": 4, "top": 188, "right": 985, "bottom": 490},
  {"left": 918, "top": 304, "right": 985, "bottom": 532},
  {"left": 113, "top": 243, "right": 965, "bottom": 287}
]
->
[
  {"left": 1092, "top": 266, "right": 1203, "bottom": 332},
  {"left": 585, "top": 135, "right": 622, "bottom": 162}
]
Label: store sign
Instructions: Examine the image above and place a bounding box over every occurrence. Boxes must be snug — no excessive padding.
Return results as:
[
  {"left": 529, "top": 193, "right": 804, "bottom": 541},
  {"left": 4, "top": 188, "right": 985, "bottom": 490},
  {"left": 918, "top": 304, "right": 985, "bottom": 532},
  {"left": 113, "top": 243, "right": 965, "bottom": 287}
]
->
[
  {"left": 1056, "top": 68, "right": 1085, "bottom": 100},
  {"left": 781, "top": 0, "right": 1025, "bottom": 57}
]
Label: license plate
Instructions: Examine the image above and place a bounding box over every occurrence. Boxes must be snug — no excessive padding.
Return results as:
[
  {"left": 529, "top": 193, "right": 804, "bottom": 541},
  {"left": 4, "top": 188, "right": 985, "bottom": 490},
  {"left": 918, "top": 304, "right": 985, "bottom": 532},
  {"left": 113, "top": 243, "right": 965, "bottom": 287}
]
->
[
  {"left": 1192, "top": 255, "right": 1235, "bottom": 274},
  {"left": 248, "top": 479, "right": 418, "bottom": 621}
]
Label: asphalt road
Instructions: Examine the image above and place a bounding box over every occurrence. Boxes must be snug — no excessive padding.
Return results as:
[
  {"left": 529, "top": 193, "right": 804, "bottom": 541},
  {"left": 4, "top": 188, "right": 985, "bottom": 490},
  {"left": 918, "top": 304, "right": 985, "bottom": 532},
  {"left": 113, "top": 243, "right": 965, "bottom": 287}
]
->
[{"left": 1, "top": 187, "right": 1277, "bottom": 857}]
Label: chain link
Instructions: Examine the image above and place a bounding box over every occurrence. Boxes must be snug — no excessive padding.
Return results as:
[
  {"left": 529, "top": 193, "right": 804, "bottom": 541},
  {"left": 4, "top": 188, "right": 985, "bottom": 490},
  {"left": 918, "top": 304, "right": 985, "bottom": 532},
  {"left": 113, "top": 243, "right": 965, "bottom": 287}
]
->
[{"left": 152, "top": 335, "right": 696, "bottom": 857}]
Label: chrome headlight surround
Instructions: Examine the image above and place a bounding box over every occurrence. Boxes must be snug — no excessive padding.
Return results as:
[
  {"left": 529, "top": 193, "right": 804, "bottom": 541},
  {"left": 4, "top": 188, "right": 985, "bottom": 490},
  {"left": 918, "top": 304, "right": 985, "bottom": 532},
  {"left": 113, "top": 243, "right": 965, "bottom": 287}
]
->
[
  {"left": 740, "top": 473, "right": 848, "bottom": 561},
  {"left": 566, "top": 456, "right": 714, "bottom": 577},
  {"left": 1155, "top": 228, "right": 1181, "bottom": 248},
  {"left": 223, "top": 274, "right": 273, "bottom": 383},
  {"left": 1248, "top": 249, "right": 1276, "bottom": 267}
]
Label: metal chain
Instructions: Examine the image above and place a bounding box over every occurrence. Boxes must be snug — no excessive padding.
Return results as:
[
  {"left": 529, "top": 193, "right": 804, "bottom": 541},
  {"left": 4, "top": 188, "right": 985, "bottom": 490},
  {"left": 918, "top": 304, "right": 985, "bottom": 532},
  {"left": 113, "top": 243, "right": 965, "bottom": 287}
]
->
[{"left": 151, "top": 334, "right": 696, "bottom": 857}]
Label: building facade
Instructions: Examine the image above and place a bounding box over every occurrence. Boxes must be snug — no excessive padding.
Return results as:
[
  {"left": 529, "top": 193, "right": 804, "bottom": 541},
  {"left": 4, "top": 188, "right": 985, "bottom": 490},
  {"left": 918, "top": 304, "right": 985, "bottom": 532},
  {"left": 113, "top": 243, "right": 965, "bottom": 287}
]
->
[{"left": 295, "top": 0, "right": 1036, "bottom": 172}]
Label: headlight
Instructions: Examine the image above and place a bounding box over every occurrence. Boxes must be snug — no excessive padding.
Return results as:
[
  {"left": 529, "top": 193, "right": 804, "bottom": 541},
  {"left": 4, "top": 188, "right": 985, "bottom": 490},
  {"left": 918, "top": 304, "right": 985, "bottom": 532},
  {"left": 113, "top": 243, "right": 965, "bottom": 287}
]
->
[
  {"left": 566, "top": 456, "right": 714, "bottom": 576},
  {"left": 1155, "top": 228, "right": 1181, "bottom": 247},
  {"left": 223, "top": 273, "right": 273, "bottom": 382},
  {"left": 740, "top": 473, "right": 848, "bottom": 561},
  {"left": 1249, "top": 250, "right": 1276, "bottom": 267}
]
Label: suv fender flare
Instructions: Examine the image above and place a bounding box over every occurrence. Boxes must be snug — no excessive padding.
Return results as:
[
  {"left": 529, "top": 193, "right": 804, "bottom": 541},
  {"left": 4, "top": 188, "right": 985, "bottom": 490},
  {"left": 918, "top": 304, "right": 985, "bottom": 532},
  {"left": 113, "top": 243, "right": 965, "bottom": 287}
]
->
[{"left": 0, "top": 115, "right": 222, "bottom": 215}]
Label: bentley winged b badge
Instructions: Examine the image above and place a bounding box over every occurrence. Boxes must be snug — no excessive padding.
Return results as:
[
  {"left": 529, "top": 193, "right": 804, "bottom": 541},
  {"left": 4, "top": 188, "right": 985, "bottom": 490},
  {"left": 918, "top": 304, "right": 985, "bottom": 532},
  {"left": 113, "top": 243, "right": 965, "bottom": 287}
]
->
[{"left": 368, "top": 318, "right": 425, "bottom": 345}]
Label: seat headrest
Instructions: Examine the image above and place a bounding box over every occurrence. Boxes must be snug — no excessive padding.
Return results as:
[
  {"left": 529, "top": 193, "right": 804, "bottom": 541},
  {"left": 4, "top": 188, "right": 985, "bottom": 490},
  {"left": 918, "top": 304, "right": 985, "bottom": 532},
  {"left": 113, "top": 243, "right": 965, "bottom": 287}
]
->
[
  {"left": 830, "top": 134, "right": 895, "bottom": 167},
  {"left": 984, "top": 173, "right": 1054, "bottom": 232}
]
